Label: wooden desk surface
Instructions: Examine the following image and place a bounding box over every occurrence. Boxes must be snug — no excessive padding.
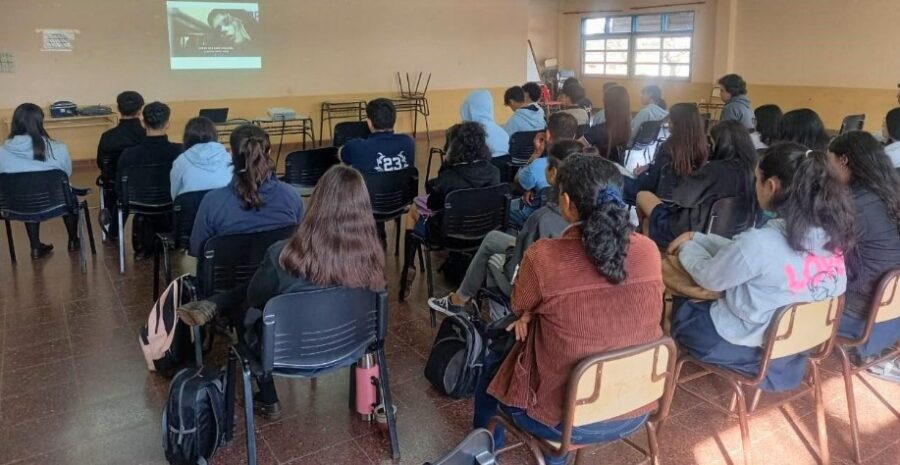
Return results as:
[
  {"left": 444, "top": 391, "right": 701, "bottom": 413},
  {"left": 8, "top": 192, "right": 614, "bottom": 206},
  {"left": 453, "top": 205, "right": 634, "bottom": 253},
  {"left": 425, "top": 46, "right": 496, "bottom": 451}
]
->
[{"left": 3, "top": 113, "right": 119, "bottom": 132}]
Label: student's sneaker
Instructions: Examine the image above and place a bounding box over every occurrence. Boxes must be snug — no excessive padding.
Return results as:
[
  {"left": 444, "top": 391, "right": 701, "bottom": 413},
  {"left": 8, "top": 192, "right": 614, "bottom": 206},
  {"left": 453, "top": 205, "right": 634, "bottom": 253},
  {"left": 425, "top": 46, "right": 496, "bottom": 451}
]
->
[
  {"left": 427, "top": 294, "right": 465, "bottom": 317},
  {"left": 867, "top": 357, "right": 900, "bottom": 383},
  {"left": 252, "top": 394, "right": 283, "bottom": 421},
  {"left": 30, "top": 243, "right": 53, "bottom": 259},
  {"left": 176, "top": 300, "right": 217, "bottom": 326}
]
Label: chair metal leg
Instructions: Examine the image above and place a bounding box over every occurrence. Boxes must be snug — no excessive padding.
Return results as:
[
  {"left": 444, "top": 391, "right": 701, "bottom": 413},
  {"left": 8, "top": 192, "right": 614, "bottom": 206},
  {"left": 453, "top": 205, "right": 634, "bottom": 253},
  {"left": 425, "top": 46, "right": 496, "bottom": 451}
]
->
[
  {"left": 163, "top": 246, "right": 173, "bottom": 289},
  {"left": 224, "top": 350, "right": 237, "bottom": 443},
  {"left": 730, "top": 381, "right": 753, "bottom": 465},
  {"left": 99, "top": 189, "right": 107, "bottom": 242},
  {"left": 153, "top": 239, "right": 161, "bottom": 301},
  {"left": 811, "top": 363, "right": 830, "bottom": 465},
  {"left": 81, "top": 201, "right": 96, "bottom": 254},
  {"left": 646, "top": 421, "right": 661, "bottom": 465},
  {"left": 394, "top": 217, "right": 401, "bottom": 257},
  {"left": 5, "top": 219, "right": 16, "bottom": 263},
  {"left": 192, "top": 325, "right": 203, "bottom": 366},
  {"left": 77, "top": 207, "right": 87, "bottom": 273},
  {"left": 838, "top": 347, "right": 862, "bottom": 464},
  {"left": 398, "top": 234, "right": 412, "bottom": 301},
  {"left": 423, "top": 247, "right": 436, "bottom": 326},
  {"left": 416, "top": 242, "right": 425, "bottom": 271},
  {"left": 241, "top": 362, "right": 258, "bottom": 465},
  {"left": 117, "top": 208, "right": 125, "bottom": 274},
  {"left": 348, "top": 362, "right": 357, "bottom": 411},
  {"left": 376, "top": 348, "right": 401, "bottom": 459}
]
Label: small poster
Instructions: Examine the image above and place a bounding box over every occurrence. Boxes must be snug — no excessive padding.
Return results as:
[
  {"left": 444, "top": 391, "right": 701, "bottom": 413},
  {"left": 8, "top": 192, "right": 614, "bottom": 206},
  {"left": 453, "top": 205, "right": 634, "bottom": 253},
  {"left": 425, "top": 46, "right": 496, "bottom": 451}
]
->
[{"left": 40, "top": 29, "right": 77, "bottom": 52}]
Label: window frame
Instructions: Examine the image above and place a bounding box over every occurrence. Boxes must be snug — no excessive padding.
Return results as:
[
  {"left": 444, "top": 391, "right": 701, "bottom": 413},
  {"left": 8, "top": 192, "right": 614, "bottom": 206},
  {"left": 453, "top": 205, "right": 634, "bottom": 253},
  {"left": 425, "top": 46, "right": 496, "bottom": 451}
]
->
[{"left": 581, "top": 12, "right": 695, "bottom": 81}]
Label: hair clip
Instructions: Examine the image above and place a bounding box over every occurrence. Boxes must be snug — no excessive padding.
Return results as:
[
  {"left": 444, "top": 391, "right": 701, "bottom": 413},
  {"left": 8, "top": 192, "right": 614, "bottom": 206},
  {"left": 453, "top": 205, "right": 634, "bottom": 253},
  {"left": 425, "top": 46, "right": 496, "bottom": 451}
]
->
[{"left": 596, "top": 186, "right": 626, "bottom": 209}]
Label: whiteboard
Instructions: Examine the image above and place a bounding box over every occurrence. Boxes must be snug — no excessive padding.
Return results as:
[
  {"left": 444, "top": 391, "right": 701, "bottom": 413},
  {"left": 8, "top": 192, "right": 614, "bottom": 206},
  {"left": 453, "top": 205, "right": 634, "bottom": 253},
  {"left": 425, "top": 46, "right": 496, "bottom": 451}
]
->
[{"left": 526, "top": 40, "right": 540, "bottom": 82}]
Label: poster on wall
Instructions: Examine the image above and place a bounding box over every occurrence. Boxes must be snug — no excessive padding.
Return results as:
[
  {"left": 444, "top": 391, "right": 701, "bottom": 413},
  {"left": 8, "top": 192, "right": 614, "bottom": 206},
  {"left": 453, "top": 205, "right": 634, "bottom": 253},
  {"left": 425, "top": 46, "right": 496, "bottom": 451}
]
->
[
  {"left": 39, "top": 29, "right": 77, "bottom": 52},
  {"left": 167, "top": 1, "right": 261, "bottom": 70}
]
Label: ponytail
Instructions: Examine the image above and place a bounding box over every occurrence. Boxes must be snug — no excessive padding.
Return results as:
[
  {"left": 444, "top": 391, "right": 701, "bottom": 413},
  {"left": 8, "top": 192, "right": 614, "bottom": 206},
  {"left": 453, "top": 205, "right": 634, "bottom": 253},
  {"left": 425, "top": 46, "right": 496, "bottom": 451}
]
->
[
  {"left": 229, "top": 124, "right": 273, "bottom": 210},
  {"left": 557, "top": 154, "right": 633, "bottom": 284}
]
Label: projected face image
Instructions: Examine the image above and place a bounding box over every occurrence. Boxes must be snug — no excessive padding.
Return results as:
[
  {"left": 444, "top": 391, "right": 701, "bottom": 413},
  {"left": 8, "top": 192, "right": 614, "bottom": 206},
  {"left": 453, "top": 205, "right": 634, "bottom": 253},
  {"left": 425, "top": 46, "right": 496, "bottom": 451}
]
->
[{"left": 208, "top": 10, "right": 252, "bottom": 45}]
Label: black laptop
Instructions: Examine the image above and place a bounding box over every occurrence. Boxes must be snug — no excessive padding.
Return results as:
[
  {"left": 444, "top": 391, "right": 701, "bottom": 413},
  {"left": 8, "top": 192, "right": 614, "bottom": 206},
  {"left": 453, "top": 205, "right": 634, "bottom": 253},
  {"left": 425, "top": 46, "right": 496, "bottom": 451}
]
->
[{"left": 198, "top": 108, "right": 229, "bottom": 123}]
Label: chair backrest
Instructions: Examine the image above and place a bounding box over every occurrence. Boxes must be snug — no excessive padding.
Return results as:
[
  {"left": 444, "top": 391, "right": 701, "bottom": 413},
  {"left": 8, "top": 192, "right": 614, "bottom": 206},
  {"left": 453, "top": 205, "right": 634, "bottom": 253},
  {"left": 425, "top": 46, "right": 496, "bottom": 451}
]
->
[
  {"left": 119, "top": 164, "right": 173, "bottom": 209},
  {"left": 705, "top": 196, "right": 755, "bottom": 239},
  {"left": 631, "top": 120, "right": 664, "bottom": 148},
  {"left": 171, "top": 190, "right": 211, "bottom": 249},
  {"left": 576, "top": 124, "right": 589, "bottom": 139},
  {"left": 839, "top": 114, "right": 865, "bottom": 134},
  {"left": 873, "top": 269, "right": 900, "bottom": 324},
  {"left": 0, "top": 170, "right": 75, "bottom": 220},
  {"left": 333, "top": 121, "right": 371, "bottom": 147},
  {"left": 426, "top": 429, "right": 496, "bottom": 465},
  {"left": 260, "top": 288, "right": 387, "bottom": 375},
  {"left": 283, "top": 147, "right": 340, "bottom": 188},
  {"left": 766, "top": 297, "right": 843, "bottom": 363},
  {"left": 560, "top": 338, "right": 677, "bottom": 450},
  {"left": 509, "top": 130, "right": 544, "bottom": 164},
  {"left": 362, "top": 167, "right": 419, "bottom": 220},
  {"left": 441, "top": 184, "right": 511, "bottom": 243},
  {"left": 196, "top": 225, "right": 297, "bottom": 298}
]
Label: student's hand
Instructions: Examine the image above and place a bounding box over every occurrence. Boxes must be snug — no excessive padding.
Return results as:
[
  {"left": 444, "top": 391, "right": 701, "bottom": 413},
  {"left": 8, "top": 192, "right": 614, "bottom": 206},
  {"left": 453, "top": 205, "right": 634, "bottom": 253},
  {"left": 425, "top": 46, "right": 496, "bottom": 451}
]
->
[
  {"left": 633, "top": 164, "right": 650, "bottom": 176},
  {"left": 667, "top": 231, "right": 696, "bottom": 256},
  {"left": 522, "top": 190, "right": 534, "bottom": 206},
  {"left": 506, "top": 312, "right": 532, "bottom": 342},
  {"left": 531, "top": 133, "right": 547, "bottom": 160}
]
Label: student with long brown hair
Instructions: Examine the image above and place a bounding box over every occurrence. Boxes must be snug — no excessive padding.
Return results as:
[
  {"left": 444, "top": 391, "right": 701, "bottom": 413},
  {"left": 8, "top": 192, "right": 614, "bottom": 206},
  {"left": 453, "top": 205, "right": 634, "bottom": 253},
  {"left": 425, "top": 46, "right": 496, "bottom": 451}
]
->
[{"left": 585, "top": 85, "right": 631, "bottom": 163}]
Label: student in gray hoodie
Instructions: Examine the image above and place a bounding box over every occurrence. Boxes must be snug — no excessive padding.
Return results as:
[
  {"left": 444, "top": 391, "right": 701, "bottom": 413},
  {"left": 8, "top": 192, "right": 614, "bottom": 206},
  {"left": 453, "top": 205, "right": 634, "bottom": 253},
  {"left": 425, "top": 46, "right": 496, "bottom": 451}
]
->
[
  {"left": 170, "top": 117, "right": 233, "bottom": 199},
  {"left": 630, "top": 85, "right": 669, "bottom": 144},
  {"left": 0, "top": 103, "right": 76, "bottom": 258},
  {"left": 669, "top": 143, "right": 855, "bottom": 391},
  {"left": 717, "top": 74, "right": 754, "bottom": 130}
]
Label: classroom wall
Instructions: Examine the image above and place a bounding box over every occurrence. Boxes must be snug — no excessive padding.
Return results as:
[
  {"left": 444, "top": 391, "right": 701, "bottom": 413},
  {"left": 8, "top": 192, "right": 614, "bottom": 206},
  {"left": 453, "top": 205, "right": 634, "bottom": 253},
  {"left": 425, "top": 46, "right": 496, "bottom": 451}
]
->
[
  {"left": 528, "top": 0, "right": 560, "bottom": 66},
  {"left": 0, "top": 0, "right": 530, "bottom": 159}
]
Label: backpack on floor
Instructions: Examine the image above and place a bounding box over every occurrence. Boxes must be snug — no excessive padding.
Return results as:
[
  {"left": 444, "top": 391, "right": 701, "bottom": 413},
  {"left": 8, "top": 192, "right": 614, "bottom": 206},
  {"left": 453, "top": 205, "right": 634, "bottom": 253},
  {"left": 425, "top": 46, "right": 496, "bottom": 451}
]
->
[
  {"left": 140, "top": 274, "right": 198, "bottom": 374},
  {"left": 439, "top": 252, "right": 473, "bottom": 287},
  {"left": 163, "top": 365, "right": 230, "bottom": 465},
  {"left": 424, "top": 310, "right": 485, "bottom": 399}
]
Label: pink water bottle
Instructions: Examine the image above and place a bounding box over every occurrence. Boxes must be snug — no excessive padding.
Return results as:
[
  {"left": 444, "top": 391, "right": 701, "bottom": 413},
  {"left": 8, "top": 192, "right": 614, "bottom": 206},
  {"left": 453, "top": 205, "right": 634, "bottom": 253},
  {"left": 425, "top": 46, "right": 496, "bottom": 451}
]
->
[{"left": 355, "top": 353, "right": 380, "bottom": 421}]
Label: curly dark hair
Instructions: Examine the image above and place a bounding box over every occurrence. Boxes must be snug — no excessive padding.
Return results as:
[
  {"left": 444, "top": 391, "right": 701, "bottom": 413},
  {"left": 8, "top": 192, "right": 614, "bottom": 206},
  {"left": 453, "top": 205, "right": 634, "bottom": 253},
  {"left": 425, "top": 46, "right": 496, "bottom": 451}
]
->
[
  {"left": 829, "top": 131, "right": 900, "bottom": 230},
  {"left": 446, "top": 121, "right": 491, "bottom": 164},
  {"left": 717, "top": 74, "right": 747, "bottom": 96},
  {"left": 555, "top": 154, "right": 632, "bottom": 283},
  {"left": 758, "top": 142, "right": 855, "bottom": 253},
  {"left": 142, "top": 102, "right": 171, "bottom": 130}
]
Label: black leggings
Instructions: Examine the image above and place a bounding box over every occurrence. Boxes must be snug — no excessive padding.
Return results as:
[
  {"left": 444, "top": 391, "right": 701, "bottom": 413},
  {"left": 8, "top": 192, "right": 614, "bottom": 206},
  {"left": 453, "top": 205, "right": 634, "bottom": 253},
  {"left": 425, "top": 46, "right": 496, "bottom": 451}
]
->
[{"left": 25, "top": 216, "right": 78, "bottom": 250}]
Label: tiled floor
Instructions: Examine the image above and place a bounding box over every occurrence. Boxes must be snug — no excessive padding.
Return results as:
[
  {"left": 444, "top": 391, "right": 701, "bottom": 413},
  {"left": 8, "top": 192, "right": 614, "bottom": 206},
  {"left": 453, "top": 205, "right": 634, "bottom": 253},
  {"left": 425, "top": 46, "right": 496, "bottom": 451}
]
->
[{"left": 0, "top": 139, "right": 898, "bottom": 465}]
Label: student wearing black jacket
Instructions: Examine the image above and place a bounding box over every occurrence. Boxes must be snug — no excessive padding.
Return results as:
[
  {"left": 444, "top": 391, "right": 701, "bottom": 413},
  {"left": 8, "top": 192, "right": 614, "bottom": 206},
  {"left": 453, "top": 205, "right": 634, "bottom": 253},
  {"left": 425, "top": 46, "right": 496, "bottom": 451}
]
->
[
  {"left": 828, "top": 132, "right": 900, "bottom": 380},
  {"left": 97, "top": 91, "right": 145, "bottom": 239},
  {"left": 400, "top": 122, "right": 500, "bottom": 299},
  {"left": 638, "top": 120, "right": 757, "bottom": 248}
]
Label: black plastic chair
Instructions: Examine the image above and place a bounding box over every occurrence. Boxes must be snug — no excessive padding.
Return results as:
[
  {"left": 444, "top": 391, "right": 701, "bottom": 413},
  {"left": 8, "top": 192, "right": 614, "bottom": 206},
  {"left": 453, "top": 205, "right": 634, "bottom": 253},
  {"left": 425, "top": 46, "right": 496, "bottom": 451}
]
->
[
  {"left": 839, "top": 114, "right": 865, "bottom": 135},
  {"left": 425, "top": 428, "right": 496, "bottom": 465},
  {"left": 426, "top": 147, "right": 445, "bottom": 181},
  {"left": 508, "top": 130, "right": 544, "bottom": 165},
  {"left": 282, "top": 147, "right": 340, "bottom": 197},
  {"left": 332, "top": 121, "right": 371, "bottom": 147},
  {"left": 228, "top": 288, "right": 400, "bottom": 464},
  {"left": 0, "top": 170, "right": 96, "bottom": 271},
  {"left": 705, "top": 196, "right": 755, "bottom": 239},
  {"left": 152, "top": 190, "right": 212, "bottom": 299},
  {"left": 625, "top": 120, "right": 664, "bottom": 167},
  {"left": 96, "top": 155, "right": 117, "bottom": 241},
  {"left": 117, "top": 164, "right": 173, "bottom": 273},
  {"left": 362, "top": 167, "right": 419, "bottom": 256},
  {"left": 399, "top": 184, "right": 511, "bottom": 324},
  {"left": 576, "top": 123, "right": 589, "bottom": 139}
]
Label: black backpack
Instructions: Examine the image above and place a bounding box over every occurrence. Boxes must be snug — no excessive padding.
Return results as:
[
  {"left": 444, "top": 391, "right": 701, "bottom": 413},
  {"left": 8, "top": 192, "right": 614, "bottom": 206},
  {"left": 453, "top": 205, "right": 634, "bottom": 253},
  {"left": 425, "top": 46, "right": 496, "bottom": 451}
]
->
[
  {"left": 424, "top": 311, "right": 485, "bottom": 398},
  {"left": 163, "top": 366, "right": 231, "bottom": 465}
]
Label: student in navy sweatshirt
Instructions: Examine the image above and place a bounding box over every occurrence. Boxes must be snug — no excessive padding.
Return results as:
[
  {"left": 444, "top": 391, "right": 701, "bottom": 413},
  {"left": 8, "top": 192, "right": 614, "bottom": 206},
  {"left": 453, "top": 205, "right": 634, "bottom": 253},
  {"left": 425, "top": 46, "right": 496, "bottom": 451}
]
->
[{"left": 340, "top": 98, "right": 414, "bottom": 173}]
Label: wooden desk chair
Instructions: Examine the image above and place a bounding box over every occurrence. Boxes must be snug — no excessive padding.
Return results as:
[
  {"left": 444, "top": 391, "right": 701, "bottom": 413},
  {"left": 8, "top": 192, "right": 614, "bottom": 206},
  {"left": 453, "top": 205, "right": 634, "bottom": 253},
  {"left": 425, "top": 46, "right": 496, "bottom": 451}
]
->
[
  {"left": 674, "top": 297, "right": 844, "bottom": 465},
  {"left": 488, "top": 337, "right": 678, "bottom": 465},
  {"left": 835, "top": 269, "right": 900, "bottom": 464}
]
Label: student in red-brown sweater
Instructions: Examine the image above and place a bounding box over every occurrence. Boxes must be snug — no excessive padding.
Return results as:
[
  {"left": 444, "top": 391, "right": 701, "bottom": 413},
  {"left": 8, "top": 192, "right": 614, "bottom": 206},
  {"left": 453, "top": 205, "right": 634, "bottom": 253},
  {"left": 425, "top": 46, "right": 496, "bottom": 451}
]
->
[{"left": 472, "top": 154, "right": 665, "bottom": 465}]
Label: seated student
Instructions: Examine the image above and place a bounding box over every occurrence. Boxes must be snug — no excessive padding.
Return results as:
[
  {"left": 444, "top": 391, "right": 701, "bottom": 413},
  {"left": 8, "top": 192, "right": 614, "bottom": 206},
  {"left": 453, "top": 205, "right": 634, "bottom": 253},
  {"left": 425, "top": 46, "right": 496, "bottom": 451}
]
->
[
  {"left": 752, "top": 104, "right": 782, "bottom": 150},
  {"left": 521, "top": 81, "right": 544, "bottom": 108},
  {"left": 630, "top": 85, "right": 669, "bottom": 144},
  {"left": 501, "top": 86, "right": 545, "bottom": 136},
  {"left": 187, "top": 124, "right": 304, "bottom": 258},
  {"left": 624, "top": 103, "right": 708, "bottom": 204},
  {"left": 0, "top": 103, "right": 75, "bottom": 258},
  {"left": 669, "top": 143, "right": 852, "bottom": 391},
  {"left": 827, "top": 132, "right": 900, "bottom": 381},
  {"left": 882, "top": 108, "right": 900, "bottom": 168},
  {"left": 717, "top": 74, "right": 754, "bottom": 129},
  {"left": 474, "top": 155, "right": 664, "bottom": 465},
  {"left": 97, "top": 90, "right": 145, "bottom": 239},
  {"left": 561, "top": 77, "right": 593, "bottom": 109},
  {"left": 558, "top": 85, "right": 590, "bottom": 126},
  {"left": 170, "top": 117, "right": 232, "bottom": 199},
  {"left": 117, "top": 101, "right": 184, "bottom": 259},
  {"left": 340, "top": 98, "right": 414, "bottom": 173},
  {"left": 776, "top": 108, "right": 830, "bottom": 151},
  {"left": 427, "top": 139, "right": 580, "bottom": 319},
  {"left": 590, "top": 81, "right": 618, "bottom": 126},
  {"left": 461, "top": 90, "right": 510, "bottom": 157},
  {"left": 400, "top": 122, "right": 501, "bottom": 297},
  {"left": 585, "top": 85, "right": 631, "bottom": 164},
  {"left": 638, "top": 120, "right": 757, "bottom": 248},
  {"left": 510, "top": 112, "right": 578, "bottom": 227}
]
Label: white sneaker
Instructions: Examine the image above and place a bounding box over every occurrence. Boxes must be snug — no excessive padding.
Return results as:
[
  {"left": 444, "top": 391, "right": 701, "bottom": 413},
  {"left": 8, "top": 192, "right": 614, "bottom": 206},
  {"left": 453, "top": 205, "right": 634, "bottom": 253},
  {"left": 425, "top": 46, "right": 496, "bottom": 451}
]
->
[{"left": 867, "top": 357, "right": 900, "bottom": 383}]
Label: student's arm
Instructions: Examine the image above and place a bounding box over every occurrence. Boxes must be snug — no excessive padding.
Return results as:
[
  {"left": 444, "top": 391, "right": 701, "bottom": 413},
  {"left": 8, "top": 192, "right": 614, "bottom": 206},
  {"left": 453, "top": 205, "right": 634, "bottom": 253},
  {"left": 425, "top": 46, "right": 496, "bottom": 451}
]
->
[
  {"left": 60, "top": 144, "right": 73, "bottom": 177},
  {"left": 503, "top": 114, "right": 518, "bottom": 136},
  {"left": 516, "top": 162, "right": 539, "bottom": 191},
  {"left": 678, "top": 236, "right": 757, "bottom": 292},
  {"left": 246, "top": 245, "right": 282, "bottom": 309},
  {"left": 689, "top": 232, "right": 735, "bottom": 256},
  {"left": 169, "top": 161, "right": 182, "bottom": 200},
  {"left": 719, "top": 102, "right": 738, "bottom": 122},
  {"left": 510, "top": 250, "right": 543, "bottom": 317},
  {"left": 188, "top": 197, "right": 214, "bottom": 257}
]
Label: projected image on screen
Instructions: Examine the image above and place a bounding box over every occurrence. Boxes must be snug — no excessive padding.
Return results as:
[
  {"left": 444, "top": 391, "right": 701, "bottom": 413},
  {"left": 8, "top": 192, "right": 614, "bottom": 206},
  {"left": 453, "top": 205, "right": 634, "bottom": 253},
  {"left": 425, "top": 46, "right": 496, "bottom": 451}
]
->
[{"left": 167, "top": 1, "right": 261, "bottom": 70}]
